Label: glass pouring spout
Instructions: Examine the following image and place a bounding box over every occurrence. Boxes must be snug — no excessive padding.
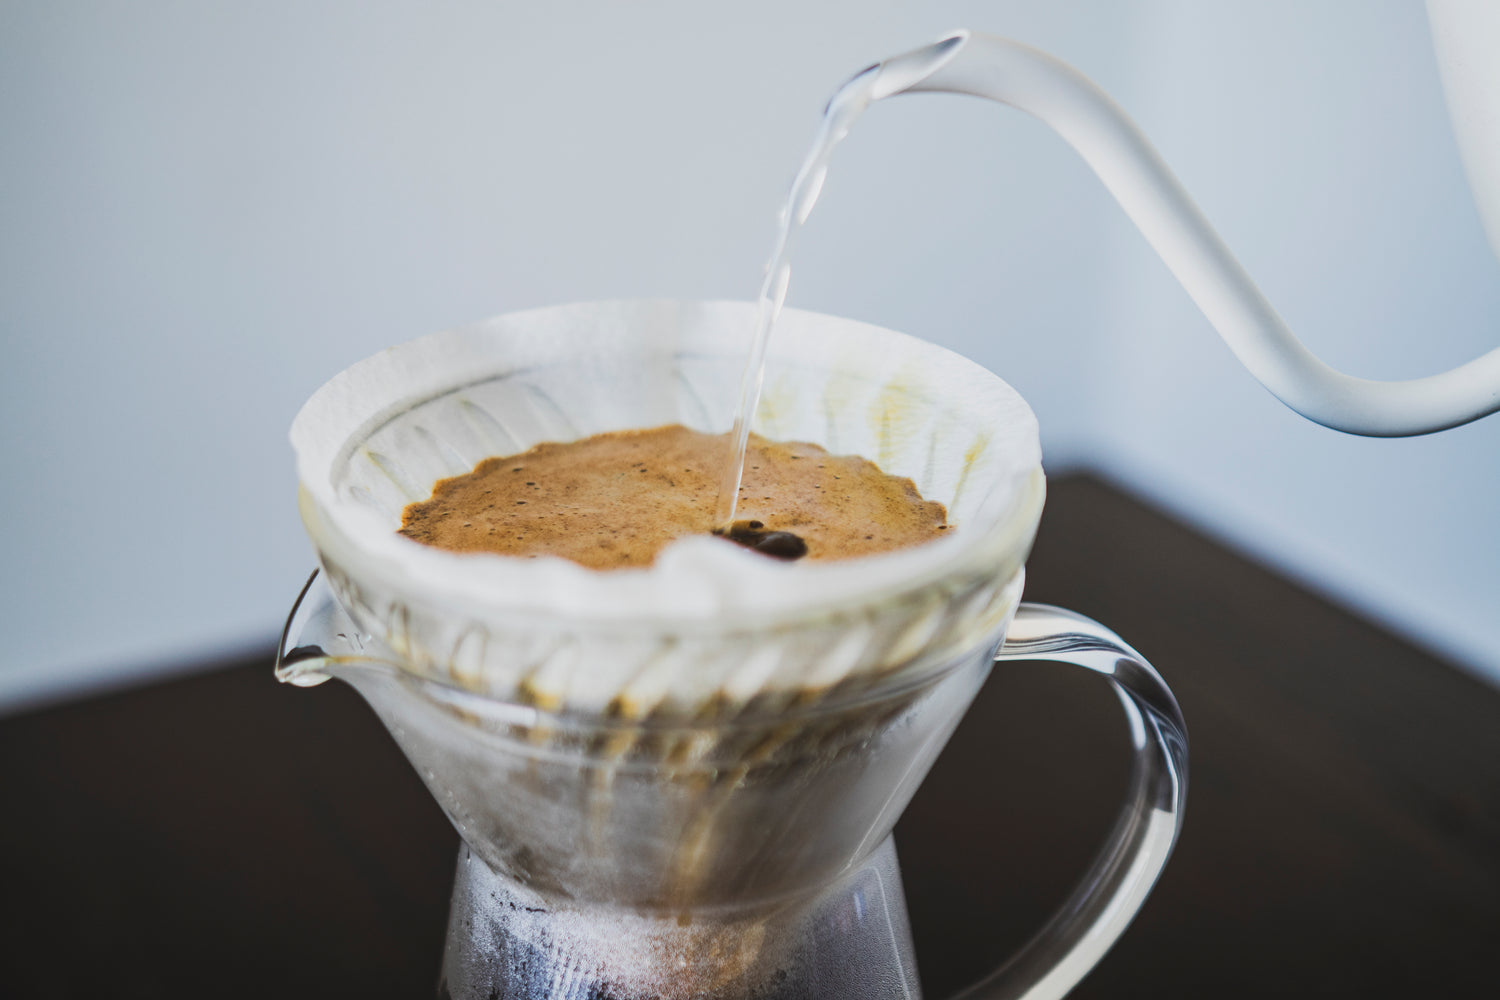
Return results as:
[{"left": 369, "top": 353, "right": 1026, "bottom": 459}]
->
[{"left": 857, "top": 29, "right": 1500, "bottom": 436}]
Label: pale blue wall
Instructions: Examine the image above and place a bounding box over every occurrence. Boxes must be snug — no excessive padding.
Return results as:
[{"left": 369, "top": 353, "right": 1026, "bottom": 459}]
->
[
  {"left": 1091, "top": 0, "right": 1500, "bottom": 678},
  {"left": 1, "top": 1, "right": 1495, "bottom": 710}
]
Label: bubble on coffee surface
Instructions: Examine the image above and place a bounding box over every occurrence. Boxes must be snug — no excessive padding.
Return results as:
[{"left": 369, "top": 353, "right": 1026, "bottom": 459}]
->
[{"left": 398, "top": 424, "right": 947, "bottom": 570}]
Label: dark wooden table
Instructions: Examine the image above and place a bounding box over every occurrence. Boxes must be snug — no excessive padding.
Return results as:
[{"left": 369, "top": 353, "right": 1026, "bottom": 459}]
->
[{"left": 3, "top": 475, "right": 1498, "bottom": 998}]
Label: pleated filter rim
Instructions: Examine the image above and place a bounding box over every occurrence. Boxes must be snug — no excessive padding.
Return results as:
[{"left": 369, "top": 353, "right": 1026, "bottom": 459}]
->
[{"left": 290, "top": 300, "right": 1042, "bottom": 710}]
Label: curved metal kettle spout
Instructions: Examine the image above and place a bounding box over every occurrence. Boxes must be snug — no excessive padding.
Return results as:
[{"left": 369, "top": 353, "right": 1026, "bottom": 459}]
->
[{"left": 858, "top": 29, "right": 1500, "bottom": 436}]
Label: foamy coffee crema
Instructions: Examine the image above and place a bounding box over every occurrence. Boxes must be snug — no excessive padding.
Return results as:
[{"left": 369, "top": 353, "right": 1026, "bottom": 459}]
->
[{"left": 398, "top": 424, "right": 948, "bottom": 569}]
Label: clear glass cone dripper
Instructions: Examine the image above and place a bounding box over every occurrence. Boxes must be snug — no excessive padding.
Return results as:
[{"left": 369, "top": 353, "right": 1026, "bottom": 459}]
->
[
  {"left": 278, "top": 567, "right": 1017, "bottom": 911},
  {"left": 284, "top": 297, "right": 1044, "bottom": 897},
  {"left": 279, "top": 568, "right": 1000, "bottom": 998},
  {"left": 283, "top": 301, "right": 1045, "bottom": 995}
]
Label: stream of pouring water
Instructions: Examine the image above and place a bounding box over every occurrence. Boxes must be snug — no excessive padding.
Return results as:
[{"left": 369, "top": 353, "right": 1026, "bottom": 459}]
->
[{"left": 714, "top": 36, "right": 968, "bottom": 529}]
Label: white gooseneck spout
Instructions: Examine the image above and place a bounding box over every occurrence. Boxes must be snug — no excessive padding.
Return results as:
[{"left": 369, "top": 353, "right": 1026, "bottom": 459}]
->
[{"left": 893, "top": 30, "right": 1500, "bottom": 437}]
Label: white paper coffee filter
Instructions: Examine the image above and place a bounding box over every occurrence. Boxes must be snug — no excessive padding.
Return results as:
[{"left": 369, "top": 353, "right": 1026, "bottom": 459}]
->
[{"left": 292, "top": 300, "right": 1043, "bottom": 715}]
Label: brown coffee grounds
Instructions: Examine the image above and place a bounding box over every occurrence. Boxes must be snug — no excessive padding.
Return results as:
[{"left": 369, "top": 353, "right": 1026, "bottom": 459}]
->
[{"left": 398, "top": 424, "right": 948, "bottom": 569}]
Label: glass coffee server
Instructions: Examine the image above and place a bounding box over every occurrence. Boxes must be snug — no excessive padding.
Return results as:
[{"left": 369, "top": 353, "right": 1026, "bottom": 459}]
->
[{"left": 279, "top": 300, "right": 1188, "bottom": 999}]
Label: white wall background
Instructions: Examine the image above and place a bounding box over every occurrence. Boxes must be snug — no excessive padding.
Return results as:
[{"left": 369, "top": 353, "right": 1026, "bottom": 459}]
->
[{"left": 1, "top": 1, "right": 1495, "bottom": 712}]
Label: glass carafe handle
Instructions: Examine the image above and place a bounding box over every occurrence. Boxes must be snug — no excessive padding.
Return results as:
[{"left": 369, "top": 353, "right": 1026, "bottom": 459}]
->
[{"left": 952, "top": 603, "right": 1188, "bottom": 1000}]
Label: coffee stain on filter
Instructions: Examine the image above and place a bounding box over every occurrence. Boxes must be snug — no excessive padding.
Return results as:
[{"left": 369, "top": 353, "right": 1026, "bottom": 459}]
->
[
  {"left": 950, "top": 430, "right": 992, "bottom": 513},
  {"left": 750, "top": 372, "right": 796, "bottom": 441},
  {"left": 866, "top": 362, "right": 932, "bottom": 473},
  {"left": 817, "top": 368, "right": 863, "bottom": 456}
]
